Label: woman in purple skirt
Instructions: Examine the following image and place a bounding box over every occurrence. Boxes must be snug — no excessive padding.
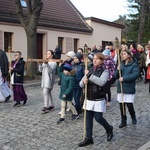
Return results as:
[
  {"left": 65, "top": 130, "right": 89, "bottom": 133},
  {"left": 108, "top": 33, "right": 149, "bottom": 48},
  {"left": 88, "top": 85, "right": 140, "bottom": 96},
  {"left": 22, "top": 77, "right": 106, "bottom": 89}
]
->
[{"left": 9, "top": 51, "right": 27, "bottom": 107}]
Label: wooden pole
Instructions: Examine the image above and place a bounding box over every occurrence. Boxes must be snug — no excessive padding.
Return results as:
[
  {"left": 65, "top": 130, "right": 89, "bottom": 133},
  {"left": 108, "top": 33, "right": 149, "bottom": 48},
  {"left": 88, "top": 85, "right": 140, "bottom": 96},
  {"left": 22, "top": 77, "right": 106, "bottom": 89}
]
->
[
  {"left": 114, "top": 37, "right": 125, "bottom": 115},
  {"left": 27, "top": 58, "right": 60, "bottom": 63},
  {"left": 83, "top": 44, "right": 88, "bottom": 139}
]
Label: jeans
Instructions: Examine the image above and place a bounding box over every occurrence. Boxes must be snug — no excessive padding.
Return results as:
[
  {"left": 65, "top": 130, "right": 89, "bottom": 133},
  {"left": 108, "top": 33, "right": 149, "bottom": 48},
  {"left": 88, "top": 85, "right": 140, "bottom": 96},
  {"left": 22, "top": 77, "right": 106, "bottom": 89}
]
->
[
  {"left": 86, "top": 110, "right": 111, "bottom": 139},
  {"left": 73, "top": 88, "right": 82, "bottom": 114}
]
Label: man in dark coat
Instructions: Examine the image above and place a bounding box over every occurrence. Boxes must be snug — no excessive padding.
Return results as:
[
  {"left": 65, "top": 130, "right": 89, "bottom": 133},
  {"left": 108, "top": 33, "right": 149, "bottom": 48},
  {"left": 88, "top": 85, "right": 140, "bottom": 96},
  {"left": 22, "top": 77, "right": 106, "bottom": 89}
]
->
[
  {"left": 54, "top": 45, "right": 61, "bottom": 59},
  {"left": 0, "top": 49, "right": 9, "bottom": 78}
]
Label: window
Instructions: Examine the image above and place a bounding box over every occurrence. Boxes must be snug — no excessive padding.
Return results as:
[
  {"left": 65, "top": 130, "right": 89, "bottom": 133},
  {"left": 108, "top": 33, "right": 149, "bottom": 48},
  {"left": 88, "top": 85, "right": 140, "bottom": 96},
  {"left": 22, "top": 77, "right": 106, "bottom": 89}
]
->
[
  {"left": 4, "top": 32, "right": 13, "bottom": 52},
  {"left": 74, "top": 38, "right": 79, "bottom": 53},
  {"left": 20, "top": 0, "right": 27, "bottom": 7}
]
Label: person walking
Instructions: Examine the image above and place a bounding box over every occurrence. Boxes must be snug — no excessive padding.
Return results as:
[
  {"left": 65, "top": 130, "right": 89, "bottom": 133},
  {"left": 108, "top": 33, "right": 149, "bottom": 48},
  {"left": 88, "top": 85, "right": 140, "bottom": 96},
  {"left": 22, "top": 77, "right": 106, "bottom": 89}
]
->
[
  {"left": 115, "top": 49, "right": 139, "bottom": 128},
  {"left": 72, "top": 52, "right": 85, "bottom": 114},
  {"left": 102, "top": 48, "right": 116, "bottom": 106},
  {"left": 38, "top": 50, "right": 57, "bottom": 113},
  {"left": 9, "top": 51, "right": 27, "bottom": 107},
  {"left": 57, "top": 63, "right": 79, "bottom": 124},
  {"left": 78, "top": 53, "right": 113, "bottom": 147}
]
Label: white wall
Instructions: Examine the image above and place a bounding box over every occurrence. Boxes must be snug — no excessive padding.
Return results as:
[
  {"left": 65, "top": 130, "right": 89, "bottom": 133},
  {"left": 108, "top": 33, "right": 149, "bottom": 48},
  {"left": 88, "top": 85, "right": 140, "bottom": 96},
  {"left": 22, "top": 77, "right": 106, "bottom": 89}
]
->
[
  {"left": 0, "top": 21, "right": 122, "bottom": 61},
  {"left": 89, "top": 21, "right": 122, "bottom": 46}
]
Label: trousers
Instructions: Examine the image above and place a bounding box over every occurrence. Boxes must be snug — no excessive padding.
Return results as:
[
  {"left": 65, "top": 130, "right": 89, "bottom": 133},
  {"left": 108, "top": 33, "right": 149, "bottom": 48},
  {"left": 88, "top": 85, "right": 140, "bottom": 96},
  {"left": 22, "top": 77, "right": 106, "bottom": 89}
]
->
[
  {"left": 61, "top": 100, "right": 78, "bottom": 118},
  {"left": 43, "top": 87, "right": 53, "bottom": 107},
  {"left": 86, "top": 110, "right": 111, "bottom": 138}
]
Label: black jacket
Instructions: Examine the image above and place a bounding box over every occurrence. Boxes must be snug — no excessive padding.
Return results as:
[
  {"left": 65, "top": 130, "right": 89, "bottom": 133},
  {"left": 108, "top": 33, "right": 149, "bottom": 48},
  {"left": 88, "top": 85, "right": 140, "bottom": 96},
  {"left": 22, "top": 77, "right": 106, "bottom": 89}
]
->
[
  {"left": 87, "top": 66, "right": 105, "bottom": 100},
  {"left": 11, "top": 58, "right": 25, "bottom": 84},
  {"left": 0, "top": 49, "right": 9, "bottom": 78}
]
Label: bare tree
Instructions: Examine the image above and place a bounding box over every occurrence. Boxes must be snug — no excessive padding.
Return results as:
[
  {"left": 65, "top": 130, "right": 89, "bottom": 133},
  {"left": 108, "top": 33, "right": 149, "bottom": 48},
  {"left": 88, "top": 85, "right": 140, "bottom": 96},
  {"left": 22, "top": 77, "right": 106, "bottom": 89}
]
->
[{"left": 15, "top": 0, "right": 43, "bottom": 77}]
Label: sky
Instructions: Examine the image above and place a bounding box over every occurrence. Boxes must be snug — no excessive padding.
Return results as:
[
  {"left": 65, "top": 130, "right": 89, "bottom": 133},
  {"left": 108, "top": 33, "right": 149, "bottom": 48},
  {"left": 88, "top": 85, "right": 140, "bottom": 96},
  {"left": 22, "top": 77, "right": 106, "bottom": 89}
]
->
[{"left": 70, "top": 0, "right": 129, "bottom": 21}]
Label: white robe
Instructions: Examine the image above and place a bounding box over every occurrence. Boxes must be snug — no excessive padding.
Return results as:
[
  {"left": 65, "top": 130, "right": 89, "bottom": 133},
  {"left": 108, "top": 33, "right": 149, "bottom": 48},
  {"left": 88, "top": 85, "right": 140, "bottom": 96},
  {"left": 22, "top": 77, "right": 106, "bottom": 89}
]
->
[{"left": 0, "top": 69, "right": 12, "bottom": 102}]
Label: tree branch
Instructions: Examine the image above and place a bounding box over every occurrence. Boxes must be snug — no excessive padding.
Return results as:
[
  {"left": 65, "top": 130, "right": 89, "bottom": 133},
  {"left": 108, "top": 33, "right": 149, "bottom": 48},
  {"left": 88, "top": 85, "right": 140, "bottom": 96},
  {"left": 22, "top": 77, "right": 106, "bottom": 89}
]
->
[
  {"left": 26, "top": 0, "right": 32, "bottom": 16},
  {"left": 15, "top": 0, "right": 27, "bottom": 28}
]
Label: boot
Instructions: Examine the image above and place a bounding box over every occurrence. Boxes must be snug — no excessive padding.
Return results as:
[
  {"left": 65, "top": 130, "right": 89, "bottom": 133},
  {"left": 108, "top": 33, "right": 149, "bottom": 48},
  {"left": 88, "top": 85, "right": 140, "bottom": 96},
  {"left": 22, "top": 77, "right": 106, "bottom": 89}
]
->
[
  {"left": 126, "top": 103, "right": 137, "bottom": 125},
  {"left": 107, "top": 125, "right": 113, "bottom": 141},
  {"left": 119, "top": 103, "right": 127, "bottom": 128},
  {"left": 132, "top": 117, "right": 137, "bottom": 124},
  {"left": 119, "top": 115, "right": 127, "bottom": 128},
  {"left": 78, "top": 138, "right": 93, "bottom": 147}
]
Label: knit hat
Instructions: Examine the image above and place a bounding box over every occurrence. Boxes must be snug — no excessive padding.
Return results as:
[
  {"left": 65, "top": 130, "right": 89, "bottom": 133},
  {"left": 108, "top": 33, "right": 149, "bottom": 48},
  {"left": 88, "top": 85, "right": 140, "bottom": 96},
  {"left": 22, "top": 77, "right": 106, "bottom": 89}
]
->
[
  {"left": 63, "top": 63, "right": 72, "bottom": 72},
  {"left": 102, "top": 49, "right": 110, "bottom": 56},
  {"left": 74, "top": 53, "right": 83, "bottom": 61},
  {"left": 67, "top": 51, "right": 75, "bottom": 59}
]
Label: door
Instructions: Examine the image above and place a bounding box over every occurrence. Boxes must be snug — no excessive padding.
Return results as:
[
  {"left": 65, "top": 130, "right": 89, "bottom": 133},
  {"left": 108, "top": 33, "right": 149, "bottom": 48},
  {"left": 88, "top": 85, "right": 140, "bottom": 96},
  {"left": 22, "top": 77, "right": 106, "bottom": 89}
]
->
[{"left": 37, "top": 33, "right": 43, "bottom": 59}]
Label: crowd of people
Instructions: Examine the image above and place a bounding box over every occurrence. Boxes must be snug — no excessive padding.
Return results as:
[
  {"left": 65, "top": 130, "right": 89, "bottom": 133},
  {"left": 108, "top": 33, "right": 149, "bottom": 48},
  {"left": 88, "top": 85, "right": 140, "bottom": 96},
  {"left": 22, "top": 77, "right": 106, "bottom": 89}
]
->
[{"left": 0, "top": 40, "right": 150, "bottom": 147}]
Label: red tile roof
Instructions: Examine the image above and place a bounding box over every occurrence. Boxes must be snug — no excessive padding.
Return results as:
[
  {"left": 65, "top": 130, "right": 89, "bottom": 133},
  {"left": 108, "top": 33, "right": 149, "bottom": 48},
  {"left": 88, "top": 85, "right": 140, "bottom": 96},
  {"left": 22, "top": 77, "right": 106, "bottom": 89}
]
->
[{"left": 0, "top": 0, "right": 93, "bottom": 33}]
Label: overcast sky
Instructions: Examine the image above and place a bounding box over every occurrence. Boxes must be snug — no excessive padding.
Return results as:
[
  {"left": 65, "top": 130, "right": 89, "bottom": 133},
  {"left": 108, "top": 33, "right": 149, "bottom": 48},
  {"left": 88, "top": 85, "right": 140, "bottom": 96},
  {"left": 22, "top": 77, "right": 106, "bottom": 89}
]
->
[{"left": 70, "top": 0, "right": 129, "bottom": 21}]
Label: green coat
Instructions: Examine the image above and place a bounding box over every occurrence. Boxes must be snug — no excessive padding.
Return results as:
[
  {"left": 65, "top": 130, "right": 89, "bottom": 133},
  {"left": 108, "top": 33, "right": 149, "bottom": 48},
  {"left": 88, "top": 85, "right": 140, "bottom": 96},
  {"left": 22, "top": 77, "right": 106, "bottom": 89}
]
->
[{"left": 57, "top": 66, "right": 75, "bottom": 101}]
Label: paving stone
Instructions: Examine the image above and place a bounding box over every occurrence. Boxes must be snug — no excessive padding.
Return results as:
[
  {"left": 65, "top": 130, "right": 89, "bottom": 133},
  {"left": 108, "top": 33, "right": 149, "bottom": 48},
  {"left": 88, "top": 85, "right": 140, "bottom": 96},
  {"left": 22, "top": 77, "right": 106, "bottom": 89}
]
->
[{"left": 0, "top": 78, "right": 150, "bottom": 150}]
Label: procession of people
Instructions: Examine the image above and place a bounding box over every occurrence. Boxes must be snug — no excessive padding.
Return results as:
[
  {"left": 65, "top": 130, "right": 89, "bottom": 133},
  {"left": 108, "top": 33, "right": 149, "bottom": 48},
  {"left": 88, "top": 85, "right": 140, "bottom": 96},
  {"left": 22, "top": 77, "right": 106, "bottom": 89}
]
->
[{"left": 0, "top": 40, "right": 150, "bottom": 147}]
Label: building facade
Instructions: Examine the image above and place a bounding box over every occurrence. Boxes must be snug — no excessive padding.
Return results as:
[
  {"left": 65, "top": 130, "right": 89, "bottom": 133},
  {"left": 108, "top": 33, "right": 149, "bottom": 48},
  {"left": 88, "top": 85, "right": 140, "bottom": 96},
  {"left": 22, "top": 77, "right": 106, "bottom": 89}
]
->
[{"left": 0, "top": 0, "right": 124, "bottom": 61}]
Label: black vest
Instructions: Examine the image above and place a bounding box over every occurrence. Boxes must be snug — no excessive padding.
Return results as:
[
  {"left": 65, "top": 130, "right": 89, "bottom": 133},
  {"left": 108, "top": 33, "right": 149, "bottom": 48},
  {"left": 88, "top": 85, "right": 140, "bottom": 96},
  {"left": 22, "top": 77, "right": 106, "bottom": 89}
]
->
[{"left": 87, "top": 66, "right": 106, "bottom": 100}]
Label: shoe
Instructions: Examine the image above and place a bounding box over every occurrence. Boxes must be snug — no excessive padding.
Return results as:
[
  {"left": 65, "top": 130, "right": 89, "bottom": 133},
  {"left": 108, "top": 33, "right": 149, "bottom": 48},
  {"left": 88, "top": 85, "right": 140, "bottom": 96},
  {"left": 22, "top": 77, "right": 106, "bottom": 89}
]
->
[
  {"left": 107, "top": 125, "right": 113, "bottom": 141},
  {"left": 23, "top": 99, "right": 27, "bottom": 105},
  {"left": 106, "top": 102, "right": 111, "bottom": 107},
  {"left": 48, "top": 106, "right": 54, "bottom": 110},
  {"left": 41, "top": 107, "right": 49, "bottom": 113},
  {"left": 58, "top": 111, "right": 62, "bottom": 115},
  {"left": 5, "top": 95, "right": 11, "bottom": 102},
  {"left": 13, "top": 102, "right": 21, "bottom": 107},
  {"left": 72, "top": 114, "right": 79, "bottom": 120},
  {"left": 66, "top": 107, "right": 70, "bottom": 112},
  {"left": 119, "top": 122, "right": 127, "bottom": 128},
  {"left": 78, "top": 138, "right": 94, "bottom": 147},
  {"left": 144, "top": 81, "right": 148, "bottom": 84},
  {"left": 57, "top": 118, "right": 65, "bottom": 124},
  {"left": 132, "top": 118, "right": 137, "bottom": 124}
]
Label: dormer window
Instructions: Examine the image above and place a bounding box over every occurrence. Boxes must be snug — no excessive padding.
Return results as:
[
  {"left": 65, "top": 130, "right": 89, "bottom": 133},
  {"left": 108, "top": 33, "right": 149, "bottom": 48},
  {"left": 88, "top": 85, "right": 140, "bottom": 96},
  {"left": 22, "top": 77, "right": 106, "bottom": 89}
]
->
[{"left": 20, "top": 0, "right": 27, "bottom": 7}]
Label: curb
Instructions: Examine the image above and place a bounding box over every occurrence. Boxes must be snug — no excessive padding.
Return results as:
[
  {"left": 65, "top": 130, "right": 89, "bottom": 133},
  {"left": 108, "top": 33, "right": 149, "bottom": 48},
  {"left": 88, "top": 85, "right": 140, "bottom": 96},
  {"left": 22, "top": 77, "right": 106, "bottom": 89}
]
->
[
  {"left": 137, "top": 141, "right": 150, "bottom": 150},
  {"left": 24, "top": 78, "right": 59, "bottom": 87}
]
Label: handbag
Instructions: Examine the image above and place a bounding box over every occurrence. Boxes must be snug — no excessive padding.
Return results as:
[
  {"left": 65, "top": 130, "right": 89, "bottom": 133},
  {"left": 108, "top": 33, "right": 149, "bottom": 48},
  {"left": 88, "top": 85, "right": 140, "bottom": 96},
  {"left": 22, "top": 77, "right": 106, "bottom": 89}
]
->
[{"left": 146, "top": 66, "right": 150, "bottom": 79}]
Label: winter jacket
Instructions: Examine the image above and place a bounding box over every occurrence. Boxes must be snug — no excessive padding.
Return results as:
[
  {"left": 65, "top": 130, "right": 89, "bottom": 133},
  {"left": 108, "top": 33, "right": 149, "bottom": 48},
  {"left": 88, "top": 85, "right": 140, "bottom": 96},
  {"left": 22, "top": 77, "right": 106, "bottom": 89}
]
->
[
  {"left": 115, "top": 60, "right": 139, "bottom": 94},
  {"left": 11, "top": 58, "right": 25, "bottom": 84},
  {"left": 72, "top": 62, "right": 85, "bottom": 88},
  {"left": 139, "top": 52, "right": 147, "bottom": 67},
  {"left": 57, "top": 65, "right": 75, "bottom": 101},
  {"left": 103, "top": 56, "right": 116, "bottom": 80}
]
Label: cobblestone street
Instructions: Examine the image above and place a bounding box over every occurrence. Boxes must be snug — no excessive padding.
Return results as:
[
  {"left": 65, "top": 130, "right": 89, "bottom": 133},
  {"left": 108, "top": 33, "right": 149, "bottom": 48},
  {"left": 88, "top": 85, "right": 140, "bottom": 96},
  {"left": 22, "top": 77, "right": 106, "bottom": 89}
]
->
[{"left": 0, "top": 78, "right": 150, "bottom": 150}]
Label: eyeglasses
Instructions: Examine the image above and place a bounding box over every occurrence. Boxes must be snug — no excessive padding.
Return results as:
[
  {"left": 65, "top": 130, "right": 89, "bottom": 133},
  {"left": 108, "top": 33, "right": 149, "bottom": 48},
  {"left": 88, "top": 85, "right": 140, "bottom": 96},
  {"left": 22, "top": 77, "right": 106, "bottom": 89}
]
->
[{"left": 14, "top": 54, "right": 20, "bottom": 56}]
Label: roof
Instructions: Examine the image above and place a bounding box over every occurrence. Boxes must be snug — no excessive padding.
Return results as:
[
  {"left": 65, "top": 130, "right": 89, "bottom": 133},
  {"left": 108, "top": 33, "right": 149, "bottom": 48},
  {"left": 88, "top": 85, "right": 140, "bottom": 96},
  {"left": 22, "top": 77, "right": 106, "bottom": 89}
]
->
[
  {"left": 0, "top": 0, "right": 93, "bottom": 33},
  {"left": 85, "top": 17, "right": 125, "bottom": 29}
]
